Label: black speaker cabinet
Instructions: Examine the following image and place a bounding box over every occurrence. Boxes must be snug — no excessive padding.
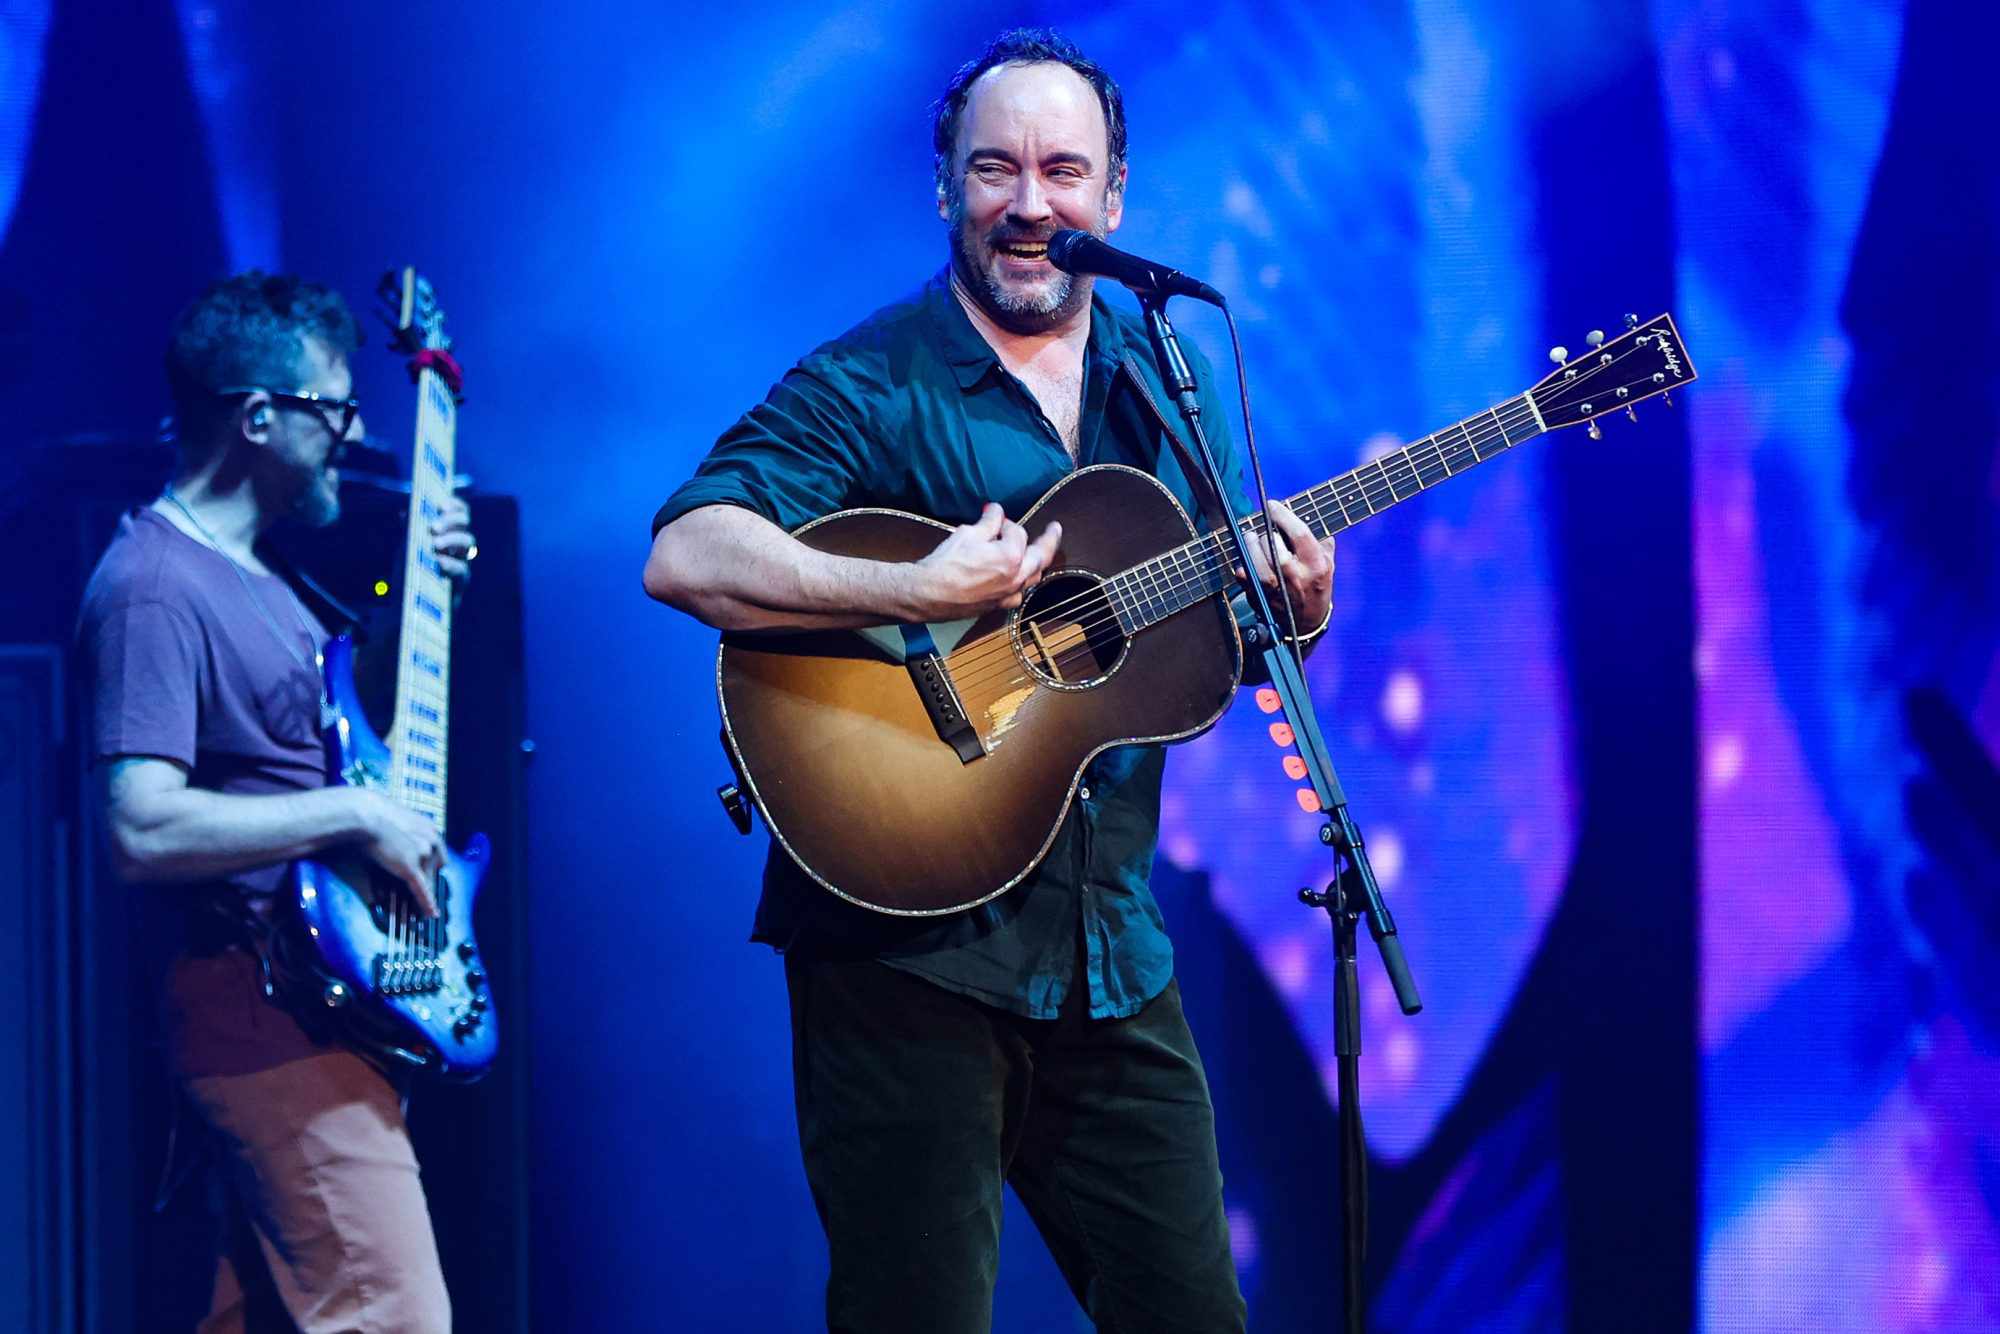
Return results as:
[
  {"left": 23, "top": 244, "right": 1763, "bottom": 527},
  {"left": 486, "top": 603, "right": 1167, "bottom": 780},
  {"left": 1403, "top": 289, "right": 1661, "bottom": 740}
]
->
[{"left": 0, "top": 647, "right": 75, "bottom": 1333}]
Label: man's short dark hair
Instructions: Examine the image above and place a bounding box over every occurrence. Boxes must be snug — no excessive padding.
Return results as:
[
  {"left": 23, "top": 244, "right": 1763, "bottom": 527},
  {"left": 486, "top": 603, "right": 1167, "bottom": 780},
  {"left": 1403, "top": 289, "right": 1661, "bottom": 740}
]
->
[
  {"left": 165, "top": 270, "right": 361, "bottom": 441},
  {"left": 931, "top": 28, "right": 1127, "bottom": 198}
]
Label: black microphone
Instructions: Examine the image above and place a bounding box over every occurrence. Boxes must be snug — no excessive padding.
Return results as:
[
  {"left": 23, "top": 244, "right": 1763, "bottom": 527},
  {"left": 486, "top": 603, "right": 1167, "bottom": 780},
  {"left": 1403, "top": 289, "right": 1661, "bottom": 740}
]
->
[{"left": 1045, "top": 230, "right": 1225, "bottom": 306}]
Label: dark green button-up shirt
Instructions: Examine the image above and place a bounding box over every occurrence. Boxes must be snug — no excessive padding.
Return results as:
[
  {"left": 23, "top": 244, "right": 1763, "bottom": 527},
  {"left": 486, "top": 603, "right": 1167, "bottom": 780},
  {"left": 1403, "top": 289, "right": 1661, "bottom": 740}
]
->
[{"left": 653, "top": 271, "right": 1254, "bottom": 1020}]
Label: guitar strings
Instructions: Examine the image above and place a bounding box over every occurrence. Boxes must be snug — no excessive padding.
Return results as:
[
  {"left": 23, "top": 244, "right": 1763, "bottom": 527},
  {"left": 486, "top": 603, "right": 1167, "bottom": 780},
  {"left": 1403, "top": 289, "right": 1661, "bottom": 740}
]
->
[
  {"left": 385, "top": 364, "right": 456, "bottom": 957},
  {"left": 939, "top": 394, "right": 1547, "bottom": 700},
  {"left": 940, "top": 393, "right": 1544, "bottom": 696},
  {"left": 937, "top": 331, "right": 1670, "bottom": 705},
  {"left": 1000, "top": 322, "right": 1670, "bottom": 655}
]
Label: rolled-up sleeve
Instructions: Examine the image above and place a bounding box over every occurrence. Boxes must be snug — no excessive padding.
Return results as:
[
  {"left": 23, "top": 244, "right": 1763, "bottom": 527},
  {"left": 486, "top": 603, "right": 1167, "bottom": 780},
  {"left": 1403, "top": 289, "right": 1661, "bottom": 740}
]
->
[{"left": 652, "top": 356, "right": 882, "bottom": 538}]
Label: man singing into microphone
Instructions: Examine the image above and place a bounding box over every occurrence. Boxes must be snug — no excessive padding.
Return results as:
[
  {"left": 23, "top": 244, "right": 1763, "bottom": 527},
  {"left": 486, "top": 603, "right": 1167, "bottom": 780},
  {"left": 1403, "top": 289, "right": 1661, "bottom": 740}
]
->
[{"left": 644, "top": 28, "right": 1332, "bottom": 1332}]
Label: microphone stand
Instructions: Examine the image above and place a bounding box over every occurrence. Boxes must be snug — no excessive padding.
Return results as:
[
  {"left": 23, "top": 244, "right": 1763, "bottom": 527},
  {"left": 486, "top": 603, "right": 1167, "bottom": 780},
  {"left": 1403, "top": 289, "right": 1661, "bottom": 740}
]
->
[{"left": 1137, "top": 292, "right": 1422, "bottom": 1334}]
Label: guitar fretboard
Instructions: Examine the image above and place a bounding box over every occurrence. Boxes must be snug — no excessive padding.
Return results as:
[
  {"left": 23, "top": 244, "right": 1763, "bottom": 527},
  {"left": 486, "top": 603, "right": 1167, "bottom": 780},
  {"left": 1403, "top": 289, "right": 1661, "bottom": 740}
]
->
[
  {"left": 1105, "top": 392, "right": 1546, "bottom": 633},
  {"left": 389, "top": 368, "right": 458, "bottom": 826}
]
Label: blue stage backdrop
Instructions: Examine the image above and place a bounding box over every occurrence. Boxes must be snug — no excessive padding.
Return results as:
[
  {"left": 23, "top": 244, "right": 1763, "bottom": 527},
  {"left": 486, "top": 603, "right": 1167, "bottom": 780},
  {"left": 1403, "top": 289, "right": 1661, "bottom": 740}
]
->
[{"left": 2, "top": 0, "right": 1993, "bottom": 1329}]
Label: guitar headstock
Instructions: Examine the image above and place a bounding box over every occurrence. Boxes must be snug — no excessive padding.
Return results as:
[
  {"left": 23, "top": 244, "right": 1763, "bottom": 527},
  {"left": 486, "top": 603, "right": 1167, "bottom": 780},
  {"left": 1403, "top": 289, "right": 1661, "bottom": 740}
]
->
[
  {"left": 377, "top": 267, "right": 464, "bottom": 399},
  {"left": 1530, "top": 313, "right": 1694, "bottom": 439}
]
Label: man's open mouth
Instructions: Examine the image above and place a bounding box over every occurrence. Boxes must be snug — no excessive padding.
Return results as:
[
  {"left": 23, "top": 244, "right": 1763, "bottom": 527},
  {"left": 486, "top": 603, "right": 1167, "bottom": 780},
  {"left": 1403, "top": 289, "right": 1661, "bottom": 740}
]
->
[{"left": 995, "top": 240, "right": 1049, "bottom": 261}]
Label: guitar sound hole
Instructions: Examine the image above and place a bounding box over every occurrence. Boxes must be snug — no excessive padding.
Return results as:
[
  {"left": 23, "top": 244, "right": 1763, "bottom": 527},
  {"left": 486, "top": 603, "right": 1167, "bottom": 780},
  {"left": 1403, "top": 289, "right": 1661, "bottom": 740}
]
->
[{"left": 1014, "top": 572, "right": 1128, "bottom": 690}]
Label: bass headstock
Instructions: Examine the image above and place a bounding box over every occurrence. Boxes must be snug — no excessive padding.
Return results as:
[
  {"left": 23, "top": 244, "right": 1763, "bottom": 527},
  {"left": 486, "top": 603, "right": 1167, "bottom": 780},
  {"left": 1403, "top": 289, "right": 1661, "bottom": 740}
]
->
[
  {"left": 377, "top": 267, "right": 464, "bottom": 399},
  {"left": 1530, "top": 313, "right": 1694, "bottom": 439}
]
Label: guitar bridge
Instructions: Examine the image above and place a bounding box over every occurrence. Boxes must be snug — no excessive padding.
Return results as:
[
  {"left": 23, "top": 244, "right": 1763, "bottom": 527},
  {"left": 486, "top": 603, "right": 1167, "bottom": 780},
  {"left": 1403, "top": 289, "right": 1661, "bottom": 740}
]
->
[
  {"left": 902, "top": 625, "right": 983, "bottom": 764},
  {"left": 373, "top": 951, "right": 445, "bottom": 996}
]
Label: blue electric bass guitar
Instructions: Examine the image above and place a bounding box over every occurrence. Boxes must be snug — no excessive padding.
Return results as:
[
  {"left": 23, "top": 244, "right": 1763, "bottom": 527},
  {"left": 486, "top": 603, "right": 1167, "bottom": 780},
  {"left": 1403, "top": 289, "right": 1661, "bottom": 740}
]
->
[{"left": 283, "top": 268, "right": 497, "bottom": 1078}]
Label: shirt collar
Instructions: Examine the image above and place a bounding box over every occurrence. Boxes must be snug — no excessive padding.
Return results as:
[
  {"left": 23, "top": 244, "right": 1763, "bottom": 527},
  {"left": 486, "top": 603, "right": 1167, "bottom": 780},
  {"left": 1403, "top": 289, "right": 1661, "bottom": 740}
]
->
[{"left": 925, "top": 268, "right": 1129, "bottom": 391}]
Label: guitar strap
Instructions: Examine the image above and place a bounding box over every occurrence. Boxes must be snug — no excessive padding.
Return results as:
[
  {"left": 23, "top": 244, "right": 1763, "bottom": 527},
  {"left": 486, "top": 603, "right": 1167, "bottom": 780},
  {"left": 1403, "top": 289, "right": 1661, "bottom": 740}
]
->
[
  {"left": 260, "top": 546, "right": 365, "bottom": 639},
  {"left": 1116, "top": 352, "right": 1235, "bottom": 534}
]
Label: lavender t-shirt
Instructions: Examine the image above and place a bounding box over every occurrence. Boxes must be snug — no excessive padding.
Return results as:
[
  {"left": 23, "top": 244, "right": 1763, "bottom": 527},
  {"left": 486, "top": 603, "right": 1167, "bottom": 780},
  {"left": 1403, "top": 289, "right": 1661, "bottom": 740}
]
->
[{"left": 77, "top": 506, "right": 335, "bottom": 1076}]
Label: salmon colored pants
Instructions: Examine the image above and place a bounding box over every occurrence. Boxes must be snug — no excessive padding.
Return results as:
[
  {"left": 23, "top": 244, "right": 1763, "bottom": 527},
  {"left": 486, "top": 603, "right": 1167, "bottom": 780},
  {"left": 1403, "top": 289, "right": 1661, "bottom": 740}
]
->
[{"left": 183, "top": 1051, "right": 450, "bottom": 1333}]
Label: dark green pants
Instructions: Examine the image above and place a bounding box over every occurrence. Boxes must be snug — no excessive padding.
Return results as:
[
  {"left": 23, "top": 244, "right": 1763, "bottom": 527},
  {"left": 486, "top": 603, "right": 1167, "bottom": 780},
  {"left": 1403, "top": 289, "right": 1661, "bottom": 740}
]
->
[{"left": 785, "top": 954, "right": 1247, "bottom": 1334}]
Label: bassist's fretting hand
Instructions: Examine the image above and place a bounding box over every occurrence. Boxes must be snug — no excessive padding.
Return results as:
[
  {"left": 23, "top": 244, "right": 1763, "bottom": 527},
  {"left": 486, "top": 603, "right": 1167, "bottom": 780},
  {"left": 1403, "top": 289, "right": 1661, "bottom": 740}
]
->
[{"left": 428, "top": 494, "right": 477, "bottom": 590}]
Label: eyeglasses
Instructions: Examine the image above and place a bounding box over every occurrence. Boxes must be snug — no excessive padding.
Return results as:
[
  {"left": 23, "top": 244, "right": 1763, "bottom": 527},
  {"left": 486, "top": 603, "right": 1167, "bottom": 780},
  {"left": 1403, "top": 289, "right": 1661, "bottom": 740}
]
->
[{"left": 215, "top": 385, "right": 361, "bottom": 440}]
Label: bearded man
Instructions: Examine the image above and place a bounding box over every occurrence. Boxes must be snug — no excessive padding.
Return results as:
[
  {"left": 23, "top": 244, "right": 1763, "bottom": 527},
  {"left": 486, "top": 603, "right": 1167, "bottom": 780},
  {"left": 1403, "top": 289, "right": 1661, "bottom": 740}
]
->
[
  {"left": 77, "top": 271, "right": 475, "bottom": 1332},
  {"left": 645, "top": 29, "right": 1332, "bottom": 1333}
]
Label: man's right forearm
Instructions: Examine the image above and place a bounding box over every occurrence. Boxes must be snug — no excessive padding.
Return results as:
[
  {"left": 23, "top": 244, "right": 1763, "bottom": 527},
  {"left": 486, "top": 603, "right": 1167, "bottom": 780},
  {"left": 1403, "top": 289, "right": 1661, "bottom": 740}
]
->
[
  {"left": 643, "top": 503, "right": 929, "bottom": 631},
  {"left": 105, "top": 773, "right": 376, "bottom": 885}
]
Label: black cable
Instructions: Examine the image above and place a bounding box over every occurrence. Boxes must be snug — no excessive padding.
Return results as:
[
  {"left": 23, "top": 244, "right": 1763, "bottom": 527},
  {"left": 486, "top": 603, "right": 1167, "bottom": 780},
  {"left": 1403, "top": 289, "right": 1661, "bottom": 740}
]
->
[{"left": 1218, "top": 301, "right": 1308, "bottom": 664}]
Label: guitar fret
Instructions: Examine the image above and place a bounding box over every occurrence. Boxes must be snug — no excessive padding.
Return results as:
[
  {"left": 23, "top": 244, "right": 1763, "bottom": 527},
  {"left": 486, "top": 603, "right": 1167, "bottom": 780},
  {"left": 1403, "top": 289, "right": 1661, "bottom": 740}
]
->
[
  {"left": 1393, "top": 455, "right": 1418, "bottom": 500},
  {"left": 1121, "top": 578, "right": 1141, "bottom": 632},
  {"left": 1304, "top": 489, "right": 1341, "bottom": 537},
  {"left": 1112, "top": 576, "right": 1144, "bottom": 636},
  {"left": 1413, "top": 438, "right": 1450, "bottom": 486},
  {"left": 1455, "top": 421, "right": 1486, "bottom": 463},
  {"left": 1362, "top": 459, "right": 1392, "bottom": 504},
  {"left": 1171, "top": 547, "right": 1198, "bottom": 602},
  {"left": 1100, "top": 387, "right": 1562, "bottom": 655},
  {"left": 1147, "top": 558, "right": 1170, "bottom": 620},
  {"left": 382, "top": 358, "right": 459, "bottom": 820},
  {"left": 1318, "top": 482, "right": 1353, "bottom": 532},
  {"left": 1336, "top": 472, "right": 1371, "bottom": 519}
]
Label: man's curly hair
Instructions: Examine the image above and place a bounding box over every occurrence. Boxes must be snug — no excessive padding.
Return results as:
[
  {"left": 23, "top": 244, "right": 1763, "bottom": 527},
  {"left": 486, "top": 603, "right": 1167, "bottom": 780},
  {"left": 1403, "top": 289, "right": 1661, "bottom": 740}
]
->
[
  {"left": 165, "top": 270, "right": 360, "bottom": 445},
  {"left": 930, "top": 28, "right": 1127, "bottom": 201}
]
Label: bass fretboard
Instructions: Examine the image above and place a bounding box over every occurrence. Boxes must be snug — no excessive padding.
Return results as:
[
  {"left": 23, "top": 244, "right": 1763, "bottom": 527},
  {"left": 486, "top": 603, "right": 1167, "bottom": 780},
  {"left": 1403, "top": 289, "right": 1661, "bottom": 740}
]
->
[{"left": 389, "top": 368, "right": 458, "bottom": 825}]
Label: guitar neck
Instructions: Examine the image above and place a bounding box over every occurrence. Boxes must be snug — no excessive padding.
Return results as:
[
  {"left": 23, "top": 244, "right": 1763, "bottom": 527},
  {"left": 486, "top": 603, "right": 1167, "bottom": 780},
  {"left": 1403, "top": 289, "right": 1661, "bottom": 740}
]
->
[
  {"left": 1109, "top": 392, "right": 1547, "bottom": 632},
  {"left": 389, "top": 366, "right": 459, "bottom": 824}
]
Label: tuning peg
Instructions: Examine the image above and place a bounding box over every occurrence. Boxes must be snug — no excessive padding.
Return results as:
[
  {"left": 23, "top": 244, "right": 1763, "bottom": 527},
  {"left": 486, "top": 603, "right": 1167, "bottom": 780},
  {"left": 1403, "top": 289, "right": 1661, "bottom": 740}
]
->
[
  {"left": 1585, "top": 329, "right": 1605, "bottom": 349},
  {"left": 1663, "top": 391, "right": 1673, "bottom": 407},
  {"left": 1625, "top": 405, "right": 1638, "bottom": 423},
  {"left": 1549, "top": 345, "right": 1570, "bottom": 365},
  {"left": 1587, "top": 419, "right": 1603, "bottom": 440},
  {"left": 1624, "top": 313, "right": 1640, "bottom": 330}
]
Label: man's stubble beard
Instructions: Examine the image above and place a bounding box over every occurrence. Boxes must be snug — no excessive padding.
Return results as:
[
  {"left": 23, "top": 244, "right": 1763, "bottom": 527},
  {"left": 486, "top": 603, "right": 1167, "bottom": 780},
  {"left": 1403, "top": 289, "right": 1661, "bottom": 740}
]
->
[
  {"left": 283, "top": 459, "right": 341, "bottom": 528},
  {"left": 946, "top": 191, "right": 1104, "bottom": 336},
  {"left": 294, "top": 484, "right": 340, "bottom": 528}
]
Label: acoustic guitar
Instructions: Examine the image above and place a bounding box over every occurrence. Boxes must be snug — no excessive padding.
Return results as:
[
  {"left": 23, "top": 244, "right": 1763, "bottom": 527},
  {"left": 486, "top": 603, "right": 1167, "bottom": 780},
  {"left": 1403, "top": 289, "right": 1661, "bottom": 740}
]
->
[{"left": 719, "top": 314, "right": 1695, "bottom": 915}]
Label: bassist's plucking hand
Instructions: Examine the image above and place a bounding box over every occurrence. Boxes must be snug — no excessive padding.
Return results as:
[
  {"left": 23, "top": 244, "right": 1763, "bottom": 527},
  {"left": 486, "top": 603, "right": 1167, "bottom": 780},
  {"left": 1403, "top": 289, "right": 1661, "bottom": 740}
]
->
[{"left": 352, "top": 789, "right": 446, "bottom": 917}]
